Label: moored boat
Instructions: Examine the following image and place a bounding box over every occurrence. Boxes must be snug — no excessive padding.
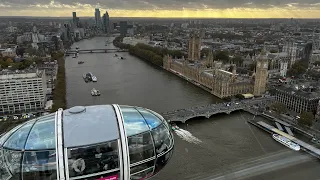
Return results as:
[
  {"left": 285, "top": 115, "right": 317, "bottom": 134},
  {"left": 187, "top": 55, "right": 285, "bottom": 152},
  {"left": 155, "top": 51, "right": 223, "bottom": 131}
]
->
[{"left": 272, "top": 134, "right": 300, "bottom": 151}]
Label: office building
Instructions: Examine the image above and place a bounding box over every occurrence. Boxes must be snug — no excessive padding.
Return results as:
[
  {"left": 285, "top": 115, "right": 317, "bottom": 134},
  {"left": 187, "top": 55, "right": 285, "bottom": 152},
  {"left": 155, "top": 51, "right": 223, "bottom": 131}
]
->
[
  {"left": 0, "top": 70, "right": 47, "bottom": 115},
  {"left": 0, "top": 105, "right": 174, "bottom": 180},
  {"left": 102, "top": 11, "right": 110, "bottom": 34},
  {"left": 94, "top": 8, "right": 102, "bottom": 28},
  {"left": 72, "top": 12, "right": 77, "bottom": 27},
  {"left": 275, "top": 83, "right": 320, "bottom": 114},
  {"left": 120, "top": 21, "right": 128, "bottom": 37}
]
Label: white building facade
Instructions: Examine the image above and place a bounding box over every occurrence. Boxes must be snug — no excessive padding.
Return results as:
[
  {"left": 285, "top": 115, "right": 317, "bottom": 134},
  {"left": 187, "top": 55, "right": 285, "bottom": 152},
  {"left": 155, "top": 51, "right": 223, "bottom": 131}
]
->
[{"left": 0, "top": 70, "right": 47, "bottom": 115}]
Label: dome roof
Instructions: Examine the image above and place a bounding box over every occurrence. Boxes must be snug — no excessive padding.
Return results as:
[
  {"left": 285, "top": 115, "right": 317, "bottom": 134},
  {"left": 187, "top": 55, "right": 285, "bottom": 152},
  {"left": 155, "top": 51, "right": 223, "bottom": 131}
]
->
[{"left": 0, "top": 104, "right": 174, "bottom": 180}]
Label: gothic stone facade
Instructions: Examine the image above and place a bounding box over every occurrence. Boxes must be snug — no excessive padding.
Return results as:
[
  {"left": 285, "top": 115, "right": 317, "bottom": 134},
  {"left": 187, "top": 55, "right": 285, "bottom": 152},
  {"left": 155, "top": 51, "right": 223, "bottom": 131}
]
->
[{"left": 163, "top": 55, "right": 267, "bottom": 98}]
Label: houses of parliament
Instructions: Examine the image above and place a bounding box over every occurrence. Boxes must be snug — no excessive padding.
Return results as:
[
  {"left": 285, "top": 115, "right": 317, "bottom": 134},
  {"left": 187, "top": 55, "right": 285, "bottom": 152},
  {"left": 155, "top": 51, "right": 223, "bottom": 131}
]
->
[{"left": 163, "top": 32, "right": 268, "bottom": 99}]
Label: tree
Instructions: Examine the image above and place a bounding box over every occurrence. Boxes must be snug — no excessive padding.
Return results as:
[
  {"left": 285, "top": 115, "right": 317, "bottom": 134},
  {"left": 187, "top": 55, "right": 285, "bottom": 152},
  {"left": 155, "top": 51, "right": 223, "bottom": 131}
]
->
[
  {"left": 25, "top": 48, "right": 37, "bottom": 56},
  {"left": 201, "top": 48, "right": 210, "bottom": 58},
  {"left": 235, "top": 94, "right": 244, "bottom": 99},
  {"left": 7, "top": 58, "right": 13, "bottom": 63},
  {"left": 214, "top": 51, "right": 229, "bottom": 63},
  {"left": 0, "top": 59, "right": 9, "bottom": 68},
  {"left": 298, "top": 111, "right": 314, "bottom": 127},
  {"left": 287, "top": 60, "right": 308, "bottom": 77},
  {"left": 270, "top": 102, "right": 287, "bottom": 114}
]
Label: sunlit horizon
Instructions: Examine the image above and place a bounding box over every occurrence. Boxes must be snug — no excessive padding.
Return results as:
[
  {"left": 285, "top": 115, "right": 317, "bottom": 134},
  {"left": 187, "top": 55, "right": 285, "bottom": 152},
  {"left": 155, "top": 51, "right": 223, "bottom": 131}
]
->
[{"left": 1, "top": 8, "right": 320, "bottom": 18}]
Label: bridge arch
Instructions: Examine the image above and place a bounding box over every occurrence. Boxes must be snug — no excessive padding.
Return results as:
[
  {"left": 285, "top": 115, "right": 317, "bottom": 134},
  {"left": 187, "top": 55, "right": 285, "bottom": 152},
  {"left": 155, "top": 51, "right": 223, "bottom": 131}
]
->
[{"left": 181, "top": 109, "right": 243, "bottom": 123}]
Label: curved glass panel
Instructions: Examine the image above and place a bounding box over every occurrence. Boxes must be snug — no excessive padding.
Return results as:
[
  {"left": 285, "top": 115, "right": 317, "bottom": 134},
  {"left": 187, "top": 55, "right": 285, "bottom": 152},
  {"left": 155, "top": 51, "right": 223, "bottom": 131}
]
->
[
  {"left": 128, "top": 132, "right": 155, "bottom": 164},
  {"left": 154, "top": 149, "right": 174, "bottom": 175},
  {"left": 22, "top": 150, "right": 57, "bottom": 180},
  {"left": 0, "top": 123, "right": 25, "bottom": 147},
  {"left": 3, "top": 120, "right": 36, "bottom": 150},
  {"left": 152, "top": 124, "right": 173, "bottom": 156},
  {"left": 3, "top": 149, "right": 22, "bottom": 179},
  {"left": 0, "top": 149, "right": 11, "bottom": 180},
  {"left": 130, "top": 167, "right": 154, "bottom": 180},
  {"left": 25, "top": 117, "right": 55, "bottom": 150},
  {"left": 120, "top": 107, "right": 150, "bottom": 137},
  {"left": 146, "top": 109, "right": 171, "bottom": 129},
  {"left": 130, "top": 160, "right": 155, "bottom": 175},
  {"left": 67, "top": 141, "right": 119, "bottom": 179},
  {"left": 136, "top": 108, "right": 162, "bottom": 129}
]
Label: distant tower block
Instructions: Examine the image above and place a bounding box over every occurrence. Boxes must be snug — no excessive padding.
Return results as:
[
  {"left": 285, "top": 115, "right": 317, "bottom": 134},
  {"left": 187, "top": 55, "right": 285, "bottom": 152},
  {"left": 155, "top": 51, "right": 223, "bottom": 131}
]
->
[
  {"left": 188, "top": 32, "right": 201, "bottom": 61},
  {"left": 254, "top": 51, "right": 269, "bottom": 96}
]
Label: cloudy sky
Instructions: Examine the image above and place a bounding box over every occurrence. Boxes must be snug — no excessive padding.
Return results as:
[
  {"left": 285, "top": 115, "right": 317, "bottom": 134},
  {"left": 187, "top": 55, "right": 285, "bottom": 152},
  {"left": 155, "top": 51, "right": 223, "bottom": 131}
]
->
[{"left": 0, "top": 0, "right": 320, "bottom": 18}]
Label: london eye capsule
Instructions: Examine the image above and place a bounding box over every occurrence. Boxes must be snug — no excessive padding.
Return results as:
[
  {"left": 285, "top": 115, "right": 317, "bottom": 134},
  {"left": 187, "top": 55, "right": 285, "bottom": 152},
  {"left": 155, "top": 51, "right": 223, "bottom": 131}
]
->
[{"left": 0, "top": 105, "right": 174, "bottom": 180}]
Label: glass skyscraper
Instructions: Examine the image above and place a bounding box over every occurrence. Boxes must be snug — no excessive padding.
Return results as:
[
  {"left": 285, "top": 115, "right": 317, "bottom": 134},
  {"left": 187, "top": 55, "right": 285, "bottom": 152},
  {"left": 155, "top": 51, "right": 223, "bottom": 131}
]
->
[
  {"left": 102, "top": 11, "right": 110, "bottom": 34},
  {"left": 94, "top": 8, "right": 102, "bottom": 28}
]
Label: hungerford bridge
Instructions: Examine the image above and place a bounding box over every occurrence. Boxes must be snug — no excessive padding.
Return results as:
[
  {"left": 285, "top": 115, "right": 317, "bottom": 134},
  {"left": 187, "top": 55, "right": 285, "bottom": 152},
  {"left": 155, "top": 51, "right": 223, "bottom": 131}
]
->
[
  {"left": 66, "top": 48, "right": 128, "bottom": 54},
  {"left": 161, "top": 97, "right": 275, "bottom": 123}
]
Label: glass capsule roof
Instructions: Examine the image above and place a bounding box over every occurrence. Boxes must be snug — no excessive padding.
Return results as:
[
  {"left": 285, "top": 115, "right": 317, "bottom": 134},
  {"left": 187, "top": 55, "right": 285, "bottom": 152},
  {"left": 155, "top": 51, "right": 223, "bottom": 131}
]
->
[{"left": 0, "top": 105, "right": 168, "bottom": 151}]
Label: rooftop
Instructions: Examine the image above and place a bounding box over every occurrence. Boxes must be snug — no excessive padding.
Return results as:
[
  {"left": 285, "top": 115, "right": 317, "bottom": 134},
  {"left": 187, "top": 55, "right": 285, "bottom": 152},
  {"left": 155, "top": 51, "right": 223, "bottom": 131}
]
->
[
  {"left": 277, "top": 82, "right": 320, "bottom": 99},
  {"left": 0, "top": 69, "right": 44, "bottom": 79}
]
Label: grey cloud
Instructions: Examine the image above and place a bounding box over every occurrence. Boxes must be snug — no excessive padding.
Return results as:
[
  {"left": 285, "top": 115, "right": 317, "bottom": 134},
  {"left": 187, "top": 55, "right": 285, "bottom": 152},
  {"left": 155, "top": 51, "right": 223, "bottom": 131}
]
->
[{"left": 1, "top": 0, "right": 320, "bottom": 10}]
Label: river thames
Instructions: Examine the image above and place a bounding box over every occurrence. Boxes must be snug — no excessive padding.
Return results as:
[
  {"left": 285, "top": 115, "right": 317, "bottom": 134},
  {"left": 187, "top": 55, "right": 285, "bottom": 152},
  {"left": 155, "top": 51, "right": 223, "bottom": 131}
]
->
[{"left": 65, "top": 37, "right": 320, "bottom": 180}]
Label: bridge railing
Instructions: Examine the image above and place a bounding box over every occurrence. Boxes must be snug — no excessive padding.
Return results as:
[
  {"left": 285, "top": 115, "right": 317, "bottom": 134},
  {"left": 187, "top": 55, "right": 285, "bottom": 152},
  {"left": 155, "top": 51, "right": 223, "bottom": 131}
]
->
[{"left": 161, "top": 97, "right": 273, "bottom": 122}]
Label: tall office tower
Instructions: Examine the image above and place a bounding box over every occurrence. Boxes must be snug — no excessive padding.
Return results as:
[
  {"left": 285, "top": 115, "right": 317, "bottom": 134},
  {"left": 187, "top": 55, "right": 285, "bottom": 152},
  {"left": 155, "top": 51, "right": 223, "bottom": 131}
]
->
[
  {"left": 72, "top": 12, "right": 77, "bottom": 24},
  {"left": 95, "top": 8, "right": 102, "bottom": 28},
  {"left": 102, "top": 11, "right": 110, "bottom": 34},
  {"left": 120, "top": 21, "right": 128, "bottom": 37}
]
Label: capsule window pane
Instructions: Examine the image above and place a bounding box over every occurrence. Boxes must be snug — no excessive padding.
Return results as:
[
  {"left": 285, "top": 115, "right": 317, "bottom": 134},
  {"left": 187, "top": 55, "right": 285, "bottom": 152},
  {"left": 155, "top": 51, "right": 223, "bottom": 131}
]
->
[
  {"left": 152, "top": 124, "right": 172, "bottom": 156},
  {"left": 154, "top": 149, "right": 174, "bottom": 175},
  {"left": 0, "top": 123, "right": 25, "bottom": 146},
  {"left": 130, "top": 160, "right": 155, "bottom": 175},
  {"left": 67, "top": 141, "right": 119, "bottom": 178},
  {"left": 3, "top": 120, "right": 36, "bottom": 150},
  {"left": 3, "top": 149, "right": 22, "bottom": 179},
  {"left": 120, "top": 107, "right": 149, "bottom": 136},
  {"left": 128, "top": 132, "right": 155, "bottom": 164},
  {"left": 130, "top": 166, "right": 154, "bottom": 180},
  {"left": 136, "top": 108, "right": 162, "bottom": 129},
  {"left": 25, "top": 118, "right": 55, "bottom": 150},
  {"left": 0, "top": 149, "right": 11, "bottom": 180},
  {"left": 22, "top": 150, "right": 57, "bottom": 180}
]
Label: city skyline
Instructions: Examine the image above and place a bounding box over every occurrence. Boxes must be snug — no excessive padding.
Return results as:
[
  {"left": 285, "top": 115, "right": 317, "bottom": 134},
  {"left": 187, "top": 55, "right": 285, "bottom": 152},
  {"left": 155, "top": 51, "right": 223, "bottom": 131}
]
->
[{"left": 0, "top": 0, "right": 320, "bottom": 18}]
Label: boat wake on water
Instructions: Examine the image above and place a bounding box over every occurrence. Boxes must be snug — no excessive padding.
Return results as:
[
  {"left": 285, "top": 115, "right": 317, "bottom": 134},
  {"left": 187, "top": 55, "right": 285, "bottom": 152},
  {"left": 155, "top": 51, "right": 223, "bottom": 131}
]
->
[{"left": 174, "top": 127, "right": 202, "bottom": 145}]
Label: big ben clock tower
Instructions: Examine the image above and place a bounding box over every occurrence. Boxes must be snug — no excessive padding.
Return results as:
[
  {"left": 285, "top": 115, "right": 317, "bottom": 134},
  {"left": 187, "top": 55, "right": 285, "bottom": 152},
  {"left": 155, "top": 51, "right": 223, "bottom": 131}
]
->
[{"left": 254, "top": 52, "right": 269, "bottom": 96}]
